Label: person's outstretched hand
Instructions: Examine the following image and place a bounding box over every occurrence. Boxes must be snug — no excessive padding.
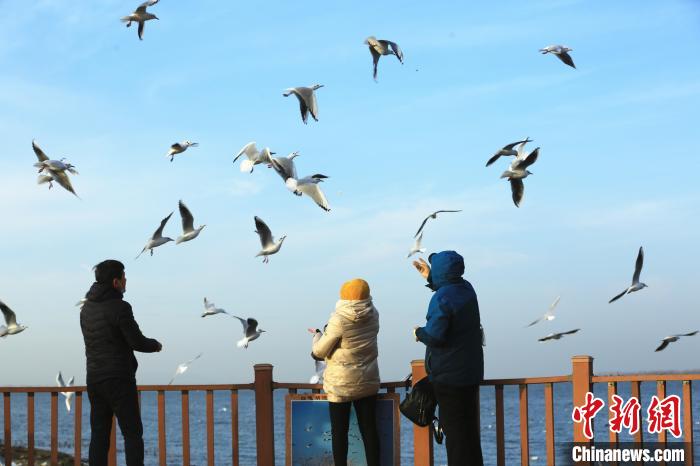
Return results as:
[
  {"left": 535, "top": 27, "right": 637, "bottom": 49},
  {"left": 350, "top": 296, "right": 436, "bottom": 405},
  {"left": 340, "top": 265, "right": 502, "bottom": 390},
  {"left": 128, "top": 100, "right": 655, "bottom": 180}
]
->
[
  {"left": 155, "top": 341, "right": 163, "bottom": 352},
  {"left": 412, "top": 258, "right": 430, "bottom": 279}
]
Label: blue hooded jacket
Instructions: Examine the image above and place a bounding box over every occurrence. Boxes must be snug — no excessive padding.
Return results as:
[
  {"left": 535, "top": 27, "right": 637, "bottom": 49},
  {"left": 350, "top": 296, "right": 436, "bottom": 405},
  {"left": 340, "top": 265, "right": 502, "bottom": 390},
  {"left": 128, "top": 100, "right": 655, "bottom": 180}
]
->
[{"left": 415, "top": 251, "right": 484, "bottom": 386}]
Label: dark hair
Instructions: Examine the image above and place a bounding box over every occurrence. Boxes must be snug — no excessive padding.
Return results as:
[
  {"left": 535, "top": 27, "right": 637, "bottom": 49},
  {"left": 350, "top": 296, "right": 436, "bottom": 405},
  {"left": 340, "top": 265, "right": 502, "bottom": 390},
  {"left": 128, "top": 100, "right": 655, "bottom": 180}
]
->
[{"left": 93, "top": 260, "right": 125, "bottom": 284}]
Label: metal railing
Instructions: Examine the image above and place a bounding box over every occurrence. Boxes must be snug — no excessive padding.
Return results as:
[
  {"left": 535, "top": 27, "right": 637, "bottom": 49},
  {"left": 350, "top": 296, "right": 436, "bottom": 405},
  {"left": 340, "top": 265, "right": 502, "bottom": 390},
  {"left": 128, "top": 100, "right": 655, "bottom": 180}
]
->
[{"left": 1, "top": 355, "right": 697, "bottom": 466}]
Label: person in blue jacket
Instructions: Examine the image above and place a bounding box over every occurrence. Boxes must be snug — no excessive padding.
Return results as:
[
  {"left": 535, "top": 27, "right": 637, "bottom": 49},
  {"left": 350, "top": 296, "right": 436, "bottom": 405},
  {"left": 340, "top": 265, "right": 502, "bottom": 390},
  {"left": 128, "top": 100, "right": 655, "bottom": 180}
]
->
[{"left": 412, "top": 250, "right": 484, "bottom": 466}]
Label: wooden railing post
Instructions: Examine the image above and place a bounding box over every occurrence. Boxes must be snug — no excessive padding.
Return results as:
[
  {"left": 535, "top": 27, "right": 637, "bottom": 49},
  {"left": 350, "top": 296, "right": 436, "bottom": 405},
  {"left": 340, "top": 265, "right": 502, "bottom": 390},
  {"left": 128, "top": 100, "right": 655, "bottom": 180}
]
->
[
  {"left": 254, "top": 364, "right": 275, "bottom": 466},
  {"left": 571, "top": 355, "right": 594, "bottom": 445},
  {"left": 411, "top": 360, "right": 433, "bottom": 466}
]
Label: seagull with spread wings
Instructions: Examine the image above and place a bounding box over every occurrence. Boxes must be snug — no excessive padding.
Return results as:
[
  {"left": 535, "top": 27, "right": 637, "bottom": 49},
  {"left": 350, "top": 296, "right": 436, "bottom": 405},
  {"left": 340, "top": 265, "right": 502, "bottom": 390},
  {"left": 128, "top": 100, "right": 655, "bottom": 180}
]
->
[
  {"left": 233, "top": 142, "right": 274, "bottom": 173},
  {"left": 176, "top": 201, "right": 206, "bottom": 245},
  {"left": 655, "top": 331, "right": 698, "bottom": 352},
  {"left": 168, "top": 353, "right": 203, "bottom": 385},
  {"left": 609, "top": 247, "right": 648, "bottom": 303},
  {"left": 254, "top": 216, "right": 286, "bottom": 263},
  {"left": 485, "top": 138, "right": 533, "bottom": 167},
  {"left": 56, "top": 372, "right": 75, "bottom": 413},
  {"left": 283, "top": 85, "right": 324, "bottom": 124},
  {"left": 407, "top": 232, "right": 427, "bottom": 258},
  {"left": 285, "top": 175, "right": 331, "bottom": 211},
  {"left": 136, "top": 212, "right": 174, "bottom": 258},
  {"left": 166, "top": 141, "right": 198, "bottom": 162},
  {"left": 500, "top": 145, "right": 540, "bottom": 207},
  {"left": 32, "top": 140, "right": 80, "bottom": 198},
  {"left": 414, "top": 210, "right": 462, "bottom": 238},
  {"left": 538, "top": 329, "right": 580, "bottom": 342},
  {"left": 526, "top": 296, "right": 561, "bottom": 327},
  {"left": 121, "top": 0, "right": 160, "bottom": 40},
  {"left": 201, "top": 297, "right": 228, "bottom": 318},
  {"left": 365, "top": 36, "right": 404, "bottom": 81},
  {"left": 0, "top": 299, "right": 28, "bottom": 337},
  {"left": 270, "top": 151, "right": 300, "bottom": 183},
  {"left": 232, "top": 316, "right": 265, "bottom": 348},
  {"left": 539, "top": 45, "right": 576, "bottom": 69}
]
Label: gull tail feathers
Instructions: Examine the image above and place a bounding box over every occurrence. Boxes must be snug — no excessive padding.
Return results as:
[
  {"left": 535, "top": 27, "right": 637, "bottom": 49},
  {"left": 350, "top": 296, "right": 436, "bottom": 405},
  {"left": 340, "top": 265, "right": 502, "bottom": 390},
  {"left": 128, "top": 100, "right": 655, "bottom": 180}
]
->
[
  {"left": 240, "top": 159, "right": 255, "bottom": 173},
  {"left": 236, "top": 338, "right": 248, "bottom": 348}
]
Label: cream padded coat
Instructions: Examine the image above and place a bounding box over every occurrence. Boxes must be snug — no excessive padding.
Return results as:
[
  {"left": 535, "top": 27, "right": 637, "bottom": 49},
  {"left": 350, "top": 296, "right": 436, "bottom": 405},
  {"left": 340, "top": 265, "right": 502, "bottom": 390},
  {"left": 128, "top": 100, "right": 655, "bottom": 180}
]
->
[{"left": 312, "top": 299, "right": 380, "bottom": 403}]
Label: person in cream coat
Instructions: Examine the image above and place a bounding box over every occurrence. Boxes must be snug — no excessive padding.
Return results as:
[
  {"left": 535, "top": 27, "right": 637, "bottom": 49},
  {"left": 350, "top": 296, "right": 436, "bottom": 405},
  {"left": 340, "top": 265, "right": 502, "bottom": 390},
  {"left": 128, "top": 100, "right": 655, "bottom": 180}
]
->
[{"left": 312, "top": 278, "right": 380, "bottom": 466}]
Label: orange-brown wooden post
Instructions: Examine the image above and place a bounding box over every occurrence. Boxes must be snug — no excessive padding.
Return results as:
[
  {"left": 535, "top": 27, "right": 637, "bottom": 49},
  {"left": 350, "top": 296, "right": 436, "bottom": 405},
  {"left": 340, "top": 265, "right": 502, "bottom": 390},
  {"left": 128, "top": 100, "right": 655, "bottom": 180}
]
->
[
  {"left": 3, "top": 392, "right": 11, "bottom": 465},
  {"left": 571, "top": 355, "right": 593, "bottom": 444},
  {"left": 51, "top": 391, "right": 59, "bottom": 464},
  {"left": 411, "top": 360, "right": 433, "bottom": 466},
  {"left": 27, "top": 392, "right": 35, "bottom": 466},
  {"left": 74, "top": 392, "right": 82, "bottom": 466},
  {"left": 254, "top": 364, "right": 275, "bottom": 466}
]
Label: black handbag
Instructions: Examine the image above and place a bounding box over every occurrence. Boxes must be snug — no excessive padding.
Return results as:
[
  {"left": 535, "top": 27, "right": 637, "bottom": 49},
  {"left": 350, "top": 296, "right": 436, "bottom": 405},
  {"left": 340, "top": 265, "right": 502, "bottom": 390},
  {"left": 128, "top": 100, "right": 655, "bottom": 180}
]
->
[{"left": 399, "top": 375, "right": 438, "bottom": 428}]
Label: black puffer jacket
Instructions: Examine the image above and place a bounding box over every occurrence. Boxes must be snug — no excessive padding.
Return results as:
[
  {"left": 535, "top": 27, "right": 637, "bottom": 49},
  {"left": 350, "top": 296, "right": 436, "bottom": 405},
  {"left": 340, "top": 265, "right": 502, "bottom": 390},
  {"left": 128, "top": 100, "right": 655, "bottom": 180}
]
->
[{"left": 80, "top": 283, "right": 160, "bottom": 385}]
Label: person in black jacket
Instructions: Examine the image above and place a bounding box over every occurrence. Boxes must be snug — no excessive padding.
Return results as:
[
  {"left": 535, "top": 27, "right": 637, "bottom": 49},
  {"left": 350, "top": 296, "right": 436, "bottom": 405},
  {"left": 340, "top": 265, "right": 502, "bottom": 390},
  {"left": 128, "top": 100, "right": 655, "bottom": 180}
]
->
[
  {"left": 80, "top": 260, "right": 162, "bottom": 466},
  {"left": 412, "top": 251, "right": 484, "bottom": 466}
]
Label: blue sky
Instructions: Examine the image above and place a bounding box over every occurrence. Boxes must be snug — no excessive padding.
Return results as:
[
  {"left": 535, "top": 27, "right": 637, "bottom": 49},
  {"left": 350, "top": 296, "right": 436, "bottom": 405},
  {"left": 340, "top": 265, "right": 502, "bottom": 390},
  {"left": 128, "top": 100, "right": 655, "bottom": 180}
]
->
[{"left": 1, "top": 0, "right": 700, "bottom": 385}]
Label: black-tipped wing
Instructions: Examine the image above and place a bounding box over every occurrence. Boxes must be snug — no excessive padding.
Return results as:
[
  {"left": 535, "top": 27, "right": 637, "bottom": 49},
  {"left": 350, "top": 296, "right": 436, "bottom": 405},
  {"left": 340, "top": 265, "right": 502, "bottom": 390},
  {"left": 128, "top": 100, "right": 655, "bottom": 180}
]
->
[
  {"left": 502, "top": 138, "right": 531, "bottom": 151},
  {"left": 557, "top": 51, "right": 576, "bottom": 69},
  {"left": 0, "top": 300, "right": 17, "bottom": 327},
  {"left": 655, "top": 340, "right": 670, "bottom": 352},
  {"left": 414, "top": 216, "right": 430, "bottom": 238},
  {"left": 514, "top": 148, "right": 539, "bottom": 170},
  {"left": 137, "top": 21, "right": 145, "bottom": 40},
  {"left": 246, "top": 318, "right": 259, "bottom": 336},
  {"left": 32, "top": 140, "right": 49, "bottom": 162},
  {"left": 485, "top": 153, "right": 504, "bottom": 167},
  {"left": 369, "top": 46, "right": 380, "bottom": 80},
  {"left": 179, "top": 200, "right": 195, "bottom": 233},
  {"left": 254, "top": 216, "right": 273, "bottom": 247},
  {"left": 608, "top": 289, "right": 628, "bottom": 303},
  {"left": 679, "top": 330, "right": 699, "bottom": 337},
  {"left": 153, "top": 212, "right": 173, "bottom": 239},
  {"left": 382, "top": 40, "right": 404, "bottom": 63},
  {"left": 510, "top": 179, "right": 524, "bottom": 207},
  {"left": 632, "top": 246, "right": 644, "bottom": 284},
  {"left": 561, "top": 329, "right": 580, "bottom": 336}
]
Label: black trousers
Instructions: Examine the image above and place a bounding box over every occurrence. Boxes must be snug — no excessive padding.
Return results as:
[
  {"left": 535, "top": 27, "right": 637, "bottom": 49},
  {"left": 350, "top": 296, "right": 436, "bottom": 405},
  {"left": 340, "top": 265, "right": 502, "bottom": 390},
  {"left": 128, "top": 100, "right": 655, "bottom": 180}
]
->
[
  {"left": 87, "top": 378, "right": 144, "bottom": 466},
  {"left": 328, "top": 394, "right": 381, "bottom": 466},
  {"left": 434, "top": 383, "right": 484, "bottom": 466}
]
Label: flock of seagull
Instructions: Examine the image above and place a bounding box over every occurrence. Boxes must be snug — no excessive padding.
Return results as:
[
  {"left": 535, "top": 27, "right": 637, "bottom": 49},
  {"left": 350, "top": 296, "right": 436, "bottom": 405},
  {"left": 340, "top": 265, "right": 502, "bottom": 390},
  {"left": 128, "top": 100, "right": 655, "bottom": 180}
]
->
[{"left": 1, "top": 0, "right": 694, "bottom": 396}]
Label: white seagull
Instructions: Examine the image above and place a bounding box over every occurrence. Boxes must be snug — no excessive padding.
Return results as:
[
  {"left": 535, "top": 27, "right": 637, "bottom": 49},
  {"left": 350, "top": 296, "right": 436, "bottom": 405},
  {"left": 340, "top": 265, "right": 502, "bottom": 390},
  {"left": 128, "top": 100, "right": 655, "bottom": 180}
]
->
[
  {"left": 121, "top": 0, "right": 159, "bottom": 41},
  {"left": 0, "top": 299, "right": 28, "bottom": 337},
  {"left": 232, "top": 316, "right": 265, "bottom": 348},
  {"left": 285, "top": 175, "right": 331, "bottom": 211},
  {"left": 283, "top": 85, "right": 324, "bottom": 124},
  {"left": 270, "top": 151, "right": 300, "bottom": 183},
  {"left": 75, "top": 298, "right": 87, "bottom": 309},
  {"left": 655, "top": 331, "right": 698, "bottom": 352},
  {"left": 166, "top": 141, "right": 198, "bottom": 162},
  {"left": 500, "top": 146, "right": 540, "bottom": 207},
  {"left": 32, "top": 140, "right": 79, "bottom": 198},
  {"left": 308, "top": 328, "right": 326, "bottom": 384},
  {"left": 485, "top": 138, "right": 533, "bottom": 167},
  {"left": 254, "top": 216, "right": 286, "bottom": 263},
  {"left": 539, "top": 45, "right": 576, "bottom": 69},
  {"left": 538, "top": 329, "right": 580, "bottom": 342},
  {"left": 526, "top": 296, "right": 561, "bottom": 327},
  {"left": 168, "top": 353, "right": 203, "bottom": 385},
  {"left": 407, "top": 232, "right": 427, "bottom": 258},
  {"left": 176, "top": 200, "right": 206, "bottom": 244},
  {"left": 233, "top": 142, "right": 274, "bottom": 173},
  {"left": 56, "top": 372, "right": 75, "bottom": 413},
  {"left": 365, "top": 36, "right": 404, "bottom": 81},
  {"left": 609, "top": 247, "right": 648, "bottom": 303},
  {"left": 136, "top": 212, "right": 174, "bottom": 258},
  {"left": 414, "top": 210, "right": 462, "bottom": 238},
  {"left": 201, "top": 297, "right": 228, "bottom": 318}
]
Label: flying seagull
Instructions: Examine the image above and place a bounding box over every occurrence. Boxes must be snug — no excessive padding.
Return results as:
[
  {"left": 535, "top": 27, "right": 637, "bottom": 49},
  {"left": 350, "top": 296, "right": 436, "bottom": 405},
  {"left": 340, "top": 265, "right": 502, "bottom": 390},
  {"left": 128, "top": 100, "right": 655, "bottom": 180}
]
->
[
  {"left": 655, "top": 331, "right": 698, "bottom": 352},
  {"left": 407, "top": 232, "right": 426, "bottom": 258},
  {"left": 233, "top": 142, "right": 274, "bottom": 173},
  {"left": 121, "top": 0, "right": 159, "bottom": 40},
  {"left": 538, "top": 329, "right": 580, "bottom": 342},
  {"left": 232, "top": 316, "right": 265, "bottom": 348},
  {"left": 285, "top": 175, "right": 331, "bottom": 211},
  {"left": 609, "top": 247, "right": 648, "bottom": 303},
  {"left": 136, "top": 212, "right": 174, "bottom": 258},
  {"left": 283, "top": 85, "right": 324, "bottom": 124},
  {"left": 166, "top": 141, "right": 198, "bottom": 162},
  {"left": 168, "top": 353, "right": 203, "bottom": 385},
  {"left": 526, "top": 296, "right": 561, "bottom": 327},
  {"left": 176, "top": 200, "right": 206, "bottom": 244},
  {"left": 500, "top": 146, "right": 540, "bottom": 207},
  {"left": 539, "top": 45, "right": 576, "bottom": 69},
  {"left": 0, "top": 299, "right": 28, "bottom": 337},
  {"left": 270, "top": 151, "right": 300, "bottom": 183},
  {"left": 485, "top": 138, "right": 533, "bottom": 167},
  {"left": 414, "top": 210, "right": 462, "bottom": 238},
  {"left": 308, "top": 328, "right": 326, "bottom": 384},
  {"left": 201, "top": 297, "right": 228, "bottom": 318},
  {"left": 254, "top": 216, "right": 286, "bottom": 263},
  {"left": 56, "top": 372, "right": 75, "bottom": 413},
  {"left": 75, "top": 298, "right": 87, "bottom": 309},
  {"left": 32, "top": 140, "right": 79, "bottom": 198},
  {"left": 364, "top": 36, "right": 404, "bottom": 81}
]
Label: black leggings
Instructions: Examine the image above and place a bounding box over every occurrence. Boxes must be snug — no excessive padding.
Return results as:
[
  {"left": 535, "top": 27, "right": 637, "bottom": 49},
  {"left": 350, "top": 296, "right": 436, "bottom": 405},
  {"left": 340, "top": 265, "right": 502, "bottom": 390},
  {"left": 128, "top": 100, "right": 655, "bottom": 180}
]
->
[
  {"left": 433, "top": 383, "right": 484, "bottom": 466},
  {"left": 328, "top": 394, "right": 381, "bottom": 466}
]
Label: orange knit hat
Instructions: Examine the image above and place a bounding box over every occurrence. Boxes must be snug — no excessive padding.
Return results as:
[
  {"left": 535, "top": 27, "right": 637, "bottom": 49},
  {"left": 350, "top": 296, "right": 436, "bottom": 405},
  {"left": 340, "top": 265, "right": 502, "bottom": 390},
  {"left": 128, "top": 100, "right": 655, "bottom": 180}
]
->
[{"left": 339, "top": 278, "right": 370, "bottom": 300}]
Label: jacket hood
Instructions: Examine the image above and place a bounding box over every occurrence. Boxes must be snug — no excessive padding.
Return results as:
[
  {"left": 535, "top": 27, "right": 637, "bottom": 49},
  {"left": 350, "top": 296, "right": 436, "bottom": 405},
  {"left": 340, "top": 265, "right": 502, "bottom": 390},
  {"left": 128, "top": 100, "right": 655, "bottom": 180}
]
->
[
  {"left": 335, "top": 298, "right": 376, "bottom": 322},
  {"left": 85, "top": 282, "right": 123, "bottom": 303},
  {"left": 428, "top": 251, "right": 465, "bottom": 289}
]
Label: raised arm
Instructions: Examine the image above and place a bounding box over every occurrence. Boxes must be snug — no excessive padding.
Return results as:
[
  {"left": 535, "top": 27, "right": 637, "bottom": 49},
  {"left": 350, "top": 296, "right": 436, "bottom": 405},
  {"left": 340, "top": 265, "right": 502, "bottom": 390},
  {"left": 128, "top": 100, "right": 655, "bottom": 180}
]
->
[{"left": 117, "top": 303, "right": 161, "bottom": 353}]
